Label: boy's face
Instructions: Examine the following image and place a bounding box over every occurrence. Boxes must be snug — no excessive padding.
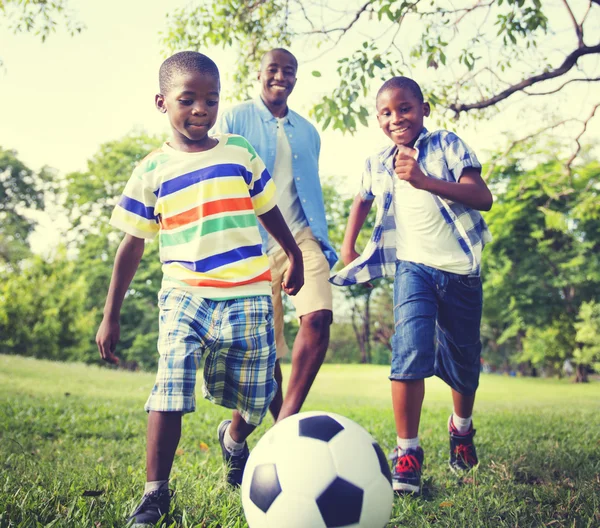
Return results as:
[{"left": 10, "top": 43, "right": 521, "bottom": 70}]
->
[
  {"left": 155, "top": 71, "right": 220, "bottom": 150},
  {"left": 376, "top": 87, "right": 430, "bottom": 148},
  {"left": 258, "top": 50, "right": 297, "bottom": 107}
]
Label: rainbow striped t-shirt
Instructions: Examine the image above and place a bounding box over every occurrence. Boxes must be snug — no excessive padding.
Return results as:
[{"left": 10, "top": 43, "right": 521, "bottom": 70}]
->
[{"left": 110, "top": 134, "right": 278, "bottom": 300}]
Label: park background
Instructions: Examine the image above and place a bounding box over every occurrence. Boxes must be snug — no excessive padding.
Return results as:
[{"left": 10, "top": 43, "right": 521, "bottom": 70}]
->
[{"left": 1, "top": 1, "right": 599, "bottom": 526}]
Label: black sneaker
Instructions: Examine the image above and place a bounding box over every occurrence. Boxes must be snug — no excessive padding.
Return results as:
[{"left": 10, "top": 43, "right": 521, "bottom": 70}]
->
[
  {"left": 448, "top": 416, "right": 479, "bottom": 473},
  {"left": 217, "top": 419, "right": 250, "bottom": 487},
  {"left": 126, "top": 488, "right": 172, "bottom": 527},
  {"left": 390, "top": 446, "right": 424, "bottom": 494}
]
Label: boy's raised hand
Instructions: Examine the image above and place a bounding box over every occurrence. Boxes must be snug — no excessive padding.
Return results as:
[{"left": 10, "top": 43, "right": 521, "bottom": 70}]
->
[
  {"left": 394, "top": 145, "right": 427, "bottom": 189},
  {"left": 282, "top": 251, "right": 304, "bottom": 296},
  {"left": 96, "top": 318, "right": 121, "bottom": 365}
]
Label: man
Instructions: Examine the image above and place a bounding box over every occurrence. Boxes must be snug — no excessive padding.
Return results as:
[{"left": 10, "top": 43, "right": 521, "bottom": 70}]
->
[{"left": 217, "top": 48, "right": 337, "bottom": 421}]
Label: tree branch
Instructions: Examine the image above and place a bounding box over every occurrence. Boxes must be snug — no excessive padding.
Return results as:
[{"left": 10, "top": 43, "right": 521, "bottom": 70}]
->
[
  {"left": 560, "top": 0, "right": 583, "bottom": 47},
  {"left": 565, "top": 103, "right": 599, "bottom": 178},
  {"left": 449, "top": 43, "right": 600, "bottom": 115},
  {"left": 454, "top": 0, "right": 494, "bottom": 25},
  {"left": 304, "top": 1, "right": 373, "bottom": 36},
  {"left": 524, "top": 77, "right": 600, "bottom": 96},
  {"left": 484, "top": 118, "right": 578, "bottom": 181}
]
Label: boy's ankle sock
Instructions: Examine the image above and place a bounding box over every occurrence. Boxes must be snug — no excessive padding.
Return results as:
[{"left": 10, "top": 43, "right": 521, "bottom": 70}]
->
[
  {"left": 397, "top": 436, "right": 419, "bottom": 452},
  {"left": 224, "top": 424, "right": 245, "bottom": 455},
  {"left": 144, "top": 480, "right": 169, "bottom": 494},
  {"left": 451, "top": 414, "right": 472, "bottom": 435}
]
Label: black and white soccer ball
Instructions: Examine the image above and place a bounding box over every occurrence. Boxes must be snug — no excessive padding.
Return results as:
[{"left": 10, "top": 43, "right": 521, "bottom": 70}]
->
[{"left": 241, "top": 411, "right": 393, "bottom": 528}]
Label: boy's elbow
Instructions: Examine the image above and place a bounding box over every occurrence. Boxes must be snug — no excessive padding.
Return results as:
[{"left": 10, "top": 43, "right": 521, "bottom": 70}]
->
[{"left": 479, "top": 190, "right": 493, "bottom": 212}]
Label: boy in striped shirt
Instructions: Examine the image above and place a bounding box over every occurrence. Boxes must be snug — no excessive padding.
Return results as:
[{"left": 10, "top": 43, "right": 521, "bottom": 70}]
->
[{"left": 95, "top": 51, "right": 303, "bottom": 526}]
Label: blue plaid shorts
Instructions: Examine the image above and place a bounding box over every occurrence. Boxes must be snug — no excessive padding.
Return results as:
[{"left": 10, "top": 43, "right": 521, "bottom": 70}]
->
[{"left": 145, "top": 288, "right": 277, "bottom": 426}]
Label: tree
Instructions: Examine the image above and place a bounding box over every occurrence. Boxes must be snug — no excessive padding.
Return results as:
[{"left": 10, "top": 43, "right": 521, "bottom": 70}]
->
[
  {"left": 62, "top": 132, "right": 165, "bottom": 370},
  {"left": 0, "top": 147, "right": 51, "bottom": 266},
  {"left": 0, "top": 0, "right": 83, "bottom": 40},
  {"left": 322, "top": 181, "right": 387, "bottom": 363},
  {"left": 162, "top": 0, "right": 599, "bottom": 157},
  {"left": 0, "top": 0, "right": 84, "bottom": 66},
  {"left": 574, "top": 301, "right": 600, "bottom": 381},
  {"left": 0, "top": 249, "right": 96, "bottom": 361},
  {"left": 482, "top": 144, "right": 600, "bottom": 375}
]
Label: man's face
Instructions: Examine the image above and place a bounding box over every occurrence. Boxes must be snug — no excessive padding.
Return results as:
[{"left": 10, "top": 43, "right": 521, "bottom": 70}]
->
[
  {"left": 376, "top": 87, "right": 430, "bottom": 147},
  {"left": 155, "top": 71, "right": 220, "bottom": 149},
  {"left": 258, "top": 50, "right": 297, "bottom": 107}
]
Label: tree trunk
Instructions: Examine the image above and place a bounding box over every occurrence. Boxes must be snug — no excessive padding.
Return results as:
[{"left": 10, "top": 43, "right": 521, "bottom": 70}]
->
[{"left": 575, "top": 363, "right": 589, "bottom": 383}]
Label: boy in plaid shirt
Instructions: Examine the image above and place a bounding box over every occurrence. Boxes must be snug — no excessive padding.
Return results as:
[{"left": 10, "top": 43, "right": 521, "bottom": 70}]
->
[
  {"left": 332, "top": 76, "right": 492, "bottom": 494},
  {"left": 96, "top": 51, "right": 303, "bottom": 526}
]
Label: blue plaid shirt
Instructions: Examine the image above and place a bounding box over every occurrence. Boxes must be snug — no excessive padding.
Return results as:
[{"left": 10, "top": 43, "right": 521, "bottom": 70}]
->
[{"left": 330, "top": 128, "right": 492, "bottom": 286}]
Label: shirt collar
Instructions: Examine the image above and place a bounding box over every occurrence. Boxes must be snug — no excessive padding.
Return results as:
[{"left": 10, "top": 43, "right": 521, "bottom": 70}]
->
[
  {"left": 379, "top": 126, "right": 429, "bottom": 167},
  {"left": 253, "top": 97, "right": 296, "bottom": 127}
]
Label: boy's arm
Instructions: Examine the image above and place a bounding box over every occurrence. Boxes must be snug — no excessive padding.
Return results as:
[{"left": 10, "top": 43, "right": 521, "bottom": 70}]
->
[
  {"left": 341, "top": 194, "right": 374, "bottom": 266},
  {"left": 395, "top": 146, "right": 493, "bottom": 211},
  {"left": 96, "top": 234, "right": 145, "bottom": 364},
  {"left": 258, "top": 206, "right": 304, "bottom": 296}
]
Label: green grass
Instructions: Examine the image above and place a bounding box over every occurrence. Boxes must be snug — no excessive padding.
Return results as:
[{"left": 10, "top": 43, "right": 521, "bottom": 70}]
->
[{"left": 1, "top": 355, "right": 599, "bottom": 527}]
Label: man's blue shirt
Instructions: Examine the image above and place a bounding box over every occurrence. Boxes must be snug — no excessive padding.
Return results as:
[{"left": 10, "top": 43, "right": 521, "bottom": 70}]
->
[{"left": 217, "top": 97, "right": 338, "bottom": 268}]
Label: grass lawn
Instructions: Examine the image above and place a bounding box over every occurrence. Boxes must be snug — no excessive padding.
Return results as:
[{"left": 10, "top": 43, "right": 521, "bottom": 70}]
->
[{"left": 1, "top": 354, "right": 599, "bottom": 527}]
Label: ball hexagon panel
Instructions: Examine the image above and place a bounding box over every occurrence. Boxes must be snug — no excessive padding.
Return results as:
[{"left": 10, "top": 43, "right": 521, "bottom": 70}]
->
[
  {"left": 249, "top": 463, "right": 282, "bottom": 513},
  {"left": 328, "top": 425, "right": 381, "bottom": 490},
  {"left": 272, "top": 433, "right": 338, "bottom": 498},
  {"left": 359, "top": 468, "right": 394, "bottom": 528},
  {"left": 316, "top": 477, "right": 364, "bottom": 527},
  {"left": 263, "top": 491, "right": 327, "bottom": 528},
  {"left": 298, "top": 414, "right": 345, "bottom": 442}
]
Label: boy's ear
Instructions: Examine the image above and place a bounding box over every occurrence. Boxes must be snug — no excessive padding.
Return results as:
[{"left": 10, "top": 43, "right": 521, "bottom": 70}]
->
[
  {"left": 155, "top": 94, "right": 167, "bottom": 113},
  {"left": 423, "top": 102, "right": 431, "bottom": 117}
]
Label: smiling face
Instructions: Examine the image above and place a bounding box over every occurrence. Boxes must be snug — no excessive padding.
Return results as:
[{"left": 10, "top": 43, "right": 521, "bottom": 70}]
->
[
  {"left": 376, "top": 87, "right": 430, "bottom": 148},
  {"left": 155, "top": 70, "right": 220, "bottom": 152},
  {"left": 258, "top": 50, "right": 297, "bottom": 113}
]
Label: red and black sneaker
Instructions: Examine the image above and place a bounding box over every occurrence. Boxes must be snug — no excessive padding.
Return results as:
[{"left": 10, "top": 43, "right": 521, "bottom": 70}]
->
[
  {"left": 390, "top": 446, "right": 424, "bottom": 494},
  {"left": 448, "top": 416, "right": 479, "bottom": 473}
]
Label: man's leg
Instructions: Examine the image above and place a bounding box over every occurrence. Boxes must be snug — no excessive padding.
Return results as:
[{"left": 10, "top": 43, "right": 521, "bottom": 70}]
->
[
  {"left": 267, "top": 248, "right": 287, "bottom": 422},
  {"left": 269, "top": 360, "right": 284, "bottom": 420},
  {"left": 277, "top": 308, "right": 332, "bottom": 421}
]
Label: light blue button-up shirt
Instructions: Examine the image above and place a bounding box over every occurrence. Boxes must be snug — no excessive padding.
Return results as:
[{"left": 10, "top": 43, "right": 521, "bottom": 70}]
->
[{"left": 217, "top": 97, "right": 338, "bottom": 268}]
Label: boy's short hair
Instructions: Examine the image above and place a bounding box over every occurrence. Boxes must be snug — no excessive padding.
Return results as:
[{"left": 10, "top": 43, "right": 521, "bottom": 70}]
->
[
  {"left": 377, "top": 76, "right": 424, "bottom": 103},
  {"left": 159, "top": 51, "right": 220, "bottom": 94}
]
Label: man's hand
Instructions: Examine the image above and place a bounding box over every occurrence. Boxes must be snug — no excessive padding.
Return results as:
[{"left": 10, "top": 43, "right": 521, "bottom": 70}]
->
[
  {"left": 96, "top": 318, "right": 121, "bottom": 365},
  {"left": 282, "top": 251, "right": 304, "bottom": 296},
  {"left": 394, "top": 145, "right": 427, "bottom": 190}
]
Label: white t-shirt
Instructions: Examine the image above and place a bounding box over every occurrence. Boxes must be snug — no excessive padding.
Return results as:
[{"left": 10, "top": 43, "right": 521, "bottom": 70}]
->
[
  {"left": 393, "top": 176, "right": 473, "bottom": 274},
  {"left": 266, "top": 117, "right": 308, "bottom": 253}
]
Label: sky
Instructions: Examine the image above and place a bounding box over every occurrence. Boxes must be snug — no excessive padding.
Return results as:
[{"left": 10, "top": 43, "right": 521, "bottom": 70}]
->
[{"left": 1, "top": 0, "right": 599, "bottom": 254}]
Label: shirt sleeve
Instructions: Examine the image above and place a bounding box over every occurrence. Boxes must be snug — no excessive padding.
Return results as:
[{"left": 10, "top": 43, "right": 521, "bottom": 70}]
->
[
  {"left": 246, "top": 140, "right": 278, "bottom": 216},
  {"left": 444, "top": 133, "right": 481, "bottom": 181},
  {"left": 109, "top": 160, "right": 160, "bottom": 240},
  {"left": 359, "top": 156, "right": 376, "bottom": 201}
]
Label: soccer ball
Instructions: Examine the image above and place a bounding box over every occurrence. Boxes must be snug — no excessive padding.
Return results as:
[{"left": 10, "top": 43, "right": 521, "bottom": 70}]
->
[{"left": 241, "top": 411, "right": 393, "bottom": 528}]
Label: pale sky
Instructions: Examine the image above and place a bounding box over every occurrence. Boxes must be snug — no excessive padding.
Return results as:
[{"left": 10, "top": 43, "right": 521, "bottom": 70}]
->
[{"left": 1, "top": 0, "right": 598, "bottom": 254}]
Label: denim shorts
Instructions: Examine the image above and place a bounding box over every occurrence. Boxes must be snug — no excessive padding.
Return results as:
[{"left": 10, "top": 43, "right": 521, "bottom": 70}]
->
[
  {"left": 390, "top": 260, "right": 483, "bottom": 395},
  {"left": 145, "top": 288, "right": 277, "bottom": 426}
]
